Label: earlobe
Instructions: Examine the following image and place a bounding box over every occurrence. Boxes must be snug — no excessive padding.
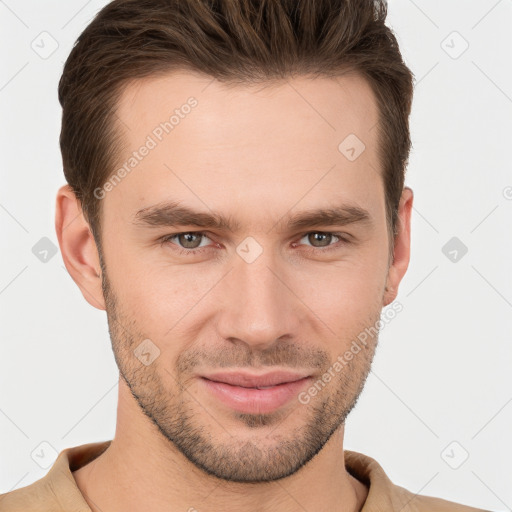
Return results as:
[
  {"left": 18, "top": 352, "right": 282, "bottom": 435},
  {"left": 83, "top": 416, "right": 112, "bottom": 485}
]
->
[
  {"left": 55, "top": 184, "right": 106, "bottom": 311},
  {"left": 383, "top": 186, "right": 413, "bottom": 307}
]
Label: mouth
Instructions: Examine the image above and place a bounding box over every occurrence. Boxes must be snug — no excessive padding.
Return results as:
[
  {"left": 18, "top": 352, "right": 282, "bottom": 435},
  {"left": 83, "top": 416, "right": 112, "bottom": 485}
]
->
[{"left": 199, "top": 370, "right": 312, "bottom": 414}]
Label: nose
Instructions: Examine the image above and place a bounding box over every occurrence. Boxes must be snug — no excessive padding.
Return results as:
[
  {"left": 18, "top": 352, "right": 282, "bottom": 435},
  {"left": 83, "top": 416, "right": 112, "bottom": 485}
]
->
[{"left": 214, "top": 249, "right": 302, "bottom": 351}]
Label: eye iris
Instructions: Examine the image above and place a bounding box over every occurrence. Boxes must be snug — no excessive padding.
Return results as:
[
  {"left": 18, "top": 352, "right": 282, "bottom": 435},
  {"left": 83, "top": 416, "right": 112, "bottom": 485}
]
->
[
  {"left": 179, "top": 233, "right": 202, "bottom": 249},
  {"left": 309, "top": 232, "right": 332, "bottom": 247}
]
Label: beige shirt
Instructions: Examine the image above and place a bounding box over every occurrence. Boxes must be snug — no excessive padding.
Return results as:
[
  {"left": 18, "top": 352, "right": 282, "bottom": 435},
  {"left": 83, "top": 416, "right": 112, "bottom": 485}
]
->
[{"left": 0, "top": 441, "right": 490, "bottom": 511}]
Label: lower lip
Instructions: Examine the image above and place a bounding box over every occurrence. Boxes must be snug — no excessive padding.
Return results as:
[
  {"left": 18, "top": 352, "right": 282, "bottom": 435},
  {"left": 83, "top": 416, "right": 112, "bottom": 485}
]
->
[{"left": 200, "top": 377, "right": 311, "bottom": 414}]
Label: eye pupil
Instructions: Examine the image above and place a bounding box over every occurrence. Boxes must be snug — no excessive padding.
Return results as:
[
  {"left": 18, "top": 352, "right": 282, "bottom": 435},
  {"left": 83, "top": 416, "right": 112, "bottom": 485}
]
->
[
  {"left": 309, "top": 232, "right": 332, "bottom": 247},
  {"left": 179, "top": 233, "right": 202, "bottom": 248}
]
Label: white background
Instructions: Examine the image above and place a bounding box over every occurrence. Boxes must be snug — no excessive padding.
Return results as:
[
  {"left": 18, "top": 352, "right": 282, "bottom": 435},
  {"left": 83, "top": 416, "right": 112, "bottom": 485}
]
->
[{"left": 0, "top": 1, "right": 511, "bottom": 510}]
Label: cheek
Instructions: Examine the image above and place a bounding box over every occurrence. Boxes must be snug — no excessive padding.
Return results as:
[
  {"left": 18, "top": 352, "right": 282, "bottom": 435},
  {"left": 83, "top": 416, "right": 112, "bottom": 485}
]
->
[
  {"left": 294, "top": 252, "right": 388, "bottom": 320},
  {"left": 295, "top": 279, "right": 378, "bottom": 349},
  {"left": 107, "top": 250, "right": 221, "bottom": 340}
]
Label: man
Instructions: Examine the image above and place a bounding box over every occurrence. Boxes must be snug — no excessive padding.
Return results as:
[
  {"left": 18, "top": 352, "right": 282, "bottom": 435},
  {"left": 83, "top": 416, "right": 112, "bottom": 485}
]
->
[{"left": 0, "top": 0, "right": 490, "bottom": 511}]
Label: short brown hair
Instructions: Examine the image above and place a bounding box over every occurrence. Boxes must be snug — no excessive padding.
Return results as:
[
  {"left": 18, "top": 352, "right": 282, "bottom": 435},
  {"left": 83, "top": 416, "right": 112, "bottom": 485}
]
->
[{"left": 58, "top": 0, "right": 414, "bottom": 259}]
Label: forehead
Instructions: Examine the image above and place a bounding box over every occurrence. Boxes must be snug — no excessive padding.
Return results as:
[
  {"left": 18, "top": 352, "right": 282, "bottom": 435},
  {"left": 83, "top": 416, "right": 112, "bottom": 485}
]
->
[
  {"left": 116, "top": 70, "right": 379, "bottom": 153},
  {"left": 106, "top": 70, "right": 383, "bottom": 228}
]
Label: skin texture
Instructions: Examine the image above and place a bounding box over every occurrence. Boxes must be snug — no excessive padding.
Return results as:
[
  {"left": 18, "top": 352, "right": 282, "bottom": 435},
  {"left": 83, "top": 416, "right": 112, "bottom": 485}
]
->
[{"left": 55, "top": 70, "right": 413, "bottom": 512}]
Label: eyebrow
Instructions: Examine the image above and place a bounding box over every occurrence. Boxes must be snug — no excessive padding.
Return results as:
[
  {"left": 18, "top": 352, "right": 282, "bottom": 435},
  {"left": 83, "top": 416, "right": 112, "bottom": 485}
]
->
[{"left": 132, "top": 200, "right": 373, "bottom": 233}]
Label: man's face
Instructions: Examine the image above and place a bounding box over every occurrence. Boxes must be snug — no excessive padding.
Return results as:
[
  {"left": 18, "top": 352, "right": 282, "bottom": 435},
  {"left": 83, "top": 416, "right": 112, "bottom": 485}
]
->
[{"left": 98, "top": 71, "right": 393, "bottom": 482}]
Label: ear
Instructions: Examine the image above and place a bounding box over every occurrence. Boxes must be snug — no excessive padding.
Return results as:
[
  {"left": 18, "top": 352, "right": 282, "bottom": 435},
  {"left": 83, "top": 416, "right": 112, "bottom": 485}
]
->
[
  {"left": 55, "top": 184, "right": 106, "bottom": 310},
  {"left": 383, "top": 186, "right": 413, "bottom": 307}
]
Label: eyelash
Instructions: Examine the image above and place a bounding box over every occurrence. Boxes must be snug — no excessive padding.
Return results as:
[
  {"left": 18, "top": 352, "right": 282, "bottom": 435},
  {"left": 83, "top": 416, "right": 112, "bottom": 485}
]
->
[{"left": 159, "top": 231, "right": 351, "bottom": 257}]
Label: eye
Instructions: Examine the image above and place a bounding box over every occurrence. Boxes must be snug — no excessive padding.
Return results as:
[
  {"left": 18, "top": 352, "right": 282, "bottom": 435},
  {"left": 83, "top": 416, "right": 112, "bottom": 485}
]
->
[
  {"left": 297, "top": 232, "right": 341, "bottom": 249},
  {"left": 159, "top": 230, "right": 350, "bottom": 257},
  {"left": 293, "top": 231, "right": 350, "bottom": 253},
  {"left": 159, "top": 231, "right": 213, "bottom": 256}
]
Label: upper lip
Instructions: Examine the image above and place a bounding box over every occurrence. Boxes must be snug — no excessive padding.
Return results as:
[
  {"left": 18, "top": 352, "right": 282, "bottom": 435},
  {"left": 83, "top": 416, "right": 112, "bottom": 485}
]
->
[{"left": 201, "top": 370, "right": 311, "bottom": 388}]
